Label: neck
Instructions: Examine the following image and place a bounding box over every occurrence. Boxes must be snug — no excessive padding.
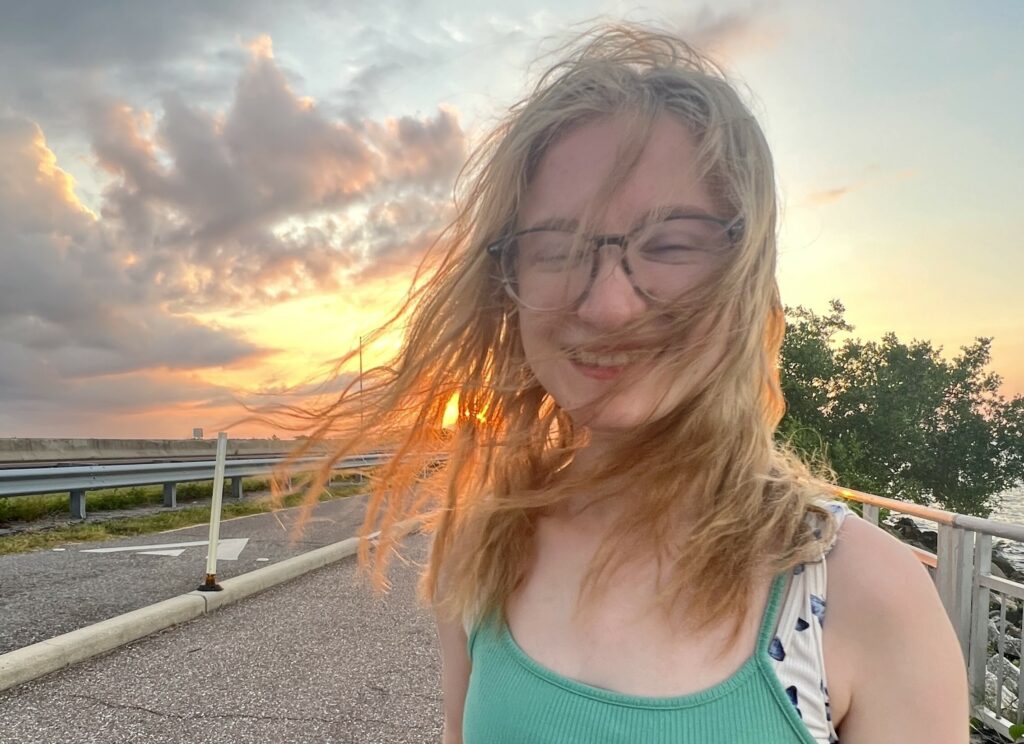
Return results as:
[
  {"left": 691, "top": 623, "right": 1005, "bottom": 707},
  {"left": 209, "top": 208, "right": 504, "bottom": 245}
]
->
[{"left": 548, "top": 428, "right": 630, "bottom": 530}]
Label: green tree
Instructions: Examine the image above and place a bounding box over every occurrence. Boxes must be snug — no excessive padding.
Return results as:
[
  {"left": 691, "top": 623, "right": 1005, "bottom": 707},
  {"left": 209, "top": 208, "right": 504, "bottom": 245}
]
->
[{"left": 778, "top": 301, "right": 1024, "bottom": 517}]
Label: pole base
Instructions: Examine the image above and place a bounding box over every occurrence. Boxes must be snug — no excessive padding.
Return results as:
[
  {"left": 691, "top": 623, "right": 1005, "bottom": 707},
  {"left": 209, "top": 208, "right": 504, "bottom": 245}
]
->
[{"left": 197, "top": 574, "right": 223, "bottom": 592}]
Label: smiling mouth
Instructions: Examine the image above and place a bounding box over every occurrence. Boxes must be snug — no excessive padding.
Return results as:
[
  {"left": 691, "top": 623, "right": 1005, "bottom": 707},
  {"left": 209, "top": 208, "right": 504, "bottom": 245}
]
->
[{"left": 566, "top": 349, "right": 646, "bottom": 368}]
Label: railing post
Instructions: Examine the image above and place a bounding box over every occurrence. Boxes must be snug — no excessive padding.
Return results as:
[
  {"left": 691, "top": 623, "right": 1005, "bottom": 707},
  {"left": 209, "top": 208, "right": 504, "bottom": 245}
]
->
[
  {"left": 230, "top": 477, "right": 243, "bottom": 500},
  {"left": 937, "top": 524, "right": 976, "bottom": 658},
  {"left": 957, "top": 528, "right": 977, "bottom": 659},
  {"left": 969, "top": 532, "right": 992, "bottom": 709},
  {"left": 163, "top": 483, "right": 177, "bottom": 508},
  {"left": 69, "top": 489, "right": 86, "bottom": 519},
  {"left": 936, "top": 524, "right": 953, "bottom": 606},
  {"left": 862, "top": 503, "right": 880, "bottom": 525}
]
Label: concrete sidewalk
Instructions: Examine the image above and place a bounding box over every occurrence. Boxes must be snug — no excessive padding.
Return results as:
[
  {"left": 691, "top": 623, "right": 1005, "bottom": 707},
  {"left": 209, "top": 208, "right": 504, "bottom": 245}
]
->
[
  {"left": 0, "top": 533, "right": 443, "bottom": 743},
  {"left": 0, "top": 495, "right": 371, "bottom": 655}
]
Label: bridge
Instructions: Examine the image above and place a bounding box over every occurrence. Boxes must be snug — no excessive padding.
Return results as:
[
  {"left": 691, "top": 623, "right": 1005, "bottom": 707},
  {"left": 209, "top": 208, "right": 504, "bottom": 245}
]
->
[{"left": 0, "top": 438, "right": 1021, "bottom": 740}]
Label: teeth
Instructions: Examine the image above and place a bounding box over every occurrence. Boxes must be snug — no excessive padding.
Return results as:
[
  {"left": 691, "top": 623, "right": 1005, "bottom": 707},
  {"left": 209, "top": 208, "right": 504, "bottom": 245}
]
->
[{"left": 569, "top": 350, "right": 640, "bottom": 367}]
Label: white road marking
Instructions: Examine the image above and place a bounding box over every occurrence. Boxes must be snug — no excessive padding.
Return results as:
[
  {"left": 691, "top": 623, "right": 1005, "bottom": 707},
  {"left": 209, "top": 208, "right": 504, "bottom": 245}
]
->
[
  {"left": 214, "top": 538, "right": 248, "bottom": 561},
  {"left": 81, "top": 540, "right": 208, "bottom": 553},
  {"left": 138, "top": 549, "right": 187, "bottom": 557},
  {"left": 80, "top": 538, "right": 249, "bottom": 560}
]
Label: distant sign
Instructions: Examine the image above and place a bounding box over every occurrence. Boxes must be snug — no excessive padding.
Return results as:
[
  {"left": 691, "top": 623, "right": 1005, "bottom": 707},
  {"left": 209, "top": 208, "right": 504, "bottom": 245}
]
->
[{"left": 192, "top": 428, "right": 203, "bottom": 439}]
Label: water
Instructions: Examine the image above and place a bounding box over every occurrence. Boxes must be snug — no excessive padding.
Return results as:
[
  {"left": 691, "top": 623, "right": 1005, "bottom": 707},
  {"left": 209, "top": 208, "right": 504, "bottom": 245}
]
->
[
  {"left": 885, "top": 485, "right": 1024, "bottom": 567},
  {"left": 989, "top": 486, "right": 1024, "bottom": 566},
  {"left": 992, "top": 486, "right": 1024, "bottom": 526}
]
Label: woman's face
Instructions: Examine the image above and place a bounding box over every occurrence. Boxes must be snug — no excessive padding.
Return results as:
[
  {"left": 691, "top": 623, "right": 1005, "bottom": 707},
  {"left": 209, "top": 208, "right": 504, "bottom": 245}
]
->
[{"left": 516, "top": 114, "right": 727, "bottom": 431}]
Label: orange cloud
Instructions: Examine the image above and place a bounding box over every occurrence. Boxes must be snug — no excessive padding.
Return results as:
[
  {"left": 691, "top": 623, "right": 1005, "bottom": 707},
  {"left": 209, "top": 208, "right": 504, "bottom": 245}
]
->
[
  {"left": 246, "top": 34, "right": 274, "bottom": 60},
  {"left": 802, "top": 169, "right": 918, "bottom": 207},
  {"left": 804, "top": 184, "right": 858, "bottom": 206},
  {"left": 0, "top": 118, "right": 96, "bottom": 230}
]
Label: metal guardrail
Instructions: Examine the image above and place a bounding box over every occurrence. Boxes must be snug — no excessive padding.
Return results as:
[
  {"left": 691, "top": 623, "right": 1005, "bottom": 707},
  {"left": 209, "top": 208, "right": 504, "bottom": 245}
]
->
[
  {"left": 834, "top": 486, "right": 1024, "bottom": 740},
  {"left": 0, "top": 453, "right": 391, "bottom": 519}
]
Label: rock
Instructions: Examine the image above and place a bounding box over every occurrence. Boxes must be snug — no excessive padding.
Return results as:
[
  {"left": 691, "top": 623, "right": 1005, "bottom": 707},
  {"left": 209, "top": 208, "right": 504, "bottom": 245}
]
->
[
  {"left": 989, "top": 619, "right": 1022, "bottom": 659},
  {"left": 986, "top": 668, "right": 1018, "bottom": 714},
  {"left": 988, "top": 597, "right": 1020, "bottom": 615},
  {"left": 988, "top": 653, "right": 1020, "bottom": 694},
  {"left": 992, "top": 549, "right": 1024, "bottom": 584},
  {"left": 919, "top": 530, "right": 938, "bottom": 551},
  {"left": 891, "top": 517, "right": 923, "bottom": 541},
  {"left": 1010, "top": 606, "right": 1023, "bottom": 629}
]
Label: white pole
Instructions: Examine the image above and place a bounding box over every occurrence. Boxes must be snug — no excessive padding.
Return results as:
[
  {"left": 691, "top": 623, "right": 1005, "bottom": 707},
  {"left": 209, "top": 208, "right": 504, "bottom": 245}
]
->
[{"left": 199, "top": 432, "right": 228, "bottom": 591}]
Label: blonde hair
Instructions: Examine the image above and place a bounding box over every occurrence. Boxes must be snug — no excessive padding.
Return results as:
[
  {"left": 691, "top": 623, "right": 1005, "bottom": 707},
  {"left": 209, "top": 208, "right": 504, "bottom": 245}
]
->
[{"left": 251, "top": 23, "right": 837, "bottom": 645}]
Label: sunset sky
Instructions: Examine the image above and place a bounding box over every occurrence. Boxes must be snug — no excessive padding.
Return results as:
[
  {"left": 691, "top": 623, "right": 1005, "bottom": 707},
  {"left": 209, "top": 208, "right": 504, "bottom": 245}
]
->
[{"left": 1, "top": 0, "right": 1021, "bottom": 439}]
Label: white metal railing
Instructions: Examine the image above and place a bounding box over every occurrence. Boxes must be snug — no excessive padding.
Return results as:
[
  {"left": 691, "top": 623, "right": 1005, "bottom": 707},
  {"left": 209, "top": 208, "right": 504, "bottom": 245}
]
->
[
  {"left": 0, "top": 453, "right": 390, "bottom": 519},
  {"left": 834, "top": 486, "right": 1024, "bottom": 740}
]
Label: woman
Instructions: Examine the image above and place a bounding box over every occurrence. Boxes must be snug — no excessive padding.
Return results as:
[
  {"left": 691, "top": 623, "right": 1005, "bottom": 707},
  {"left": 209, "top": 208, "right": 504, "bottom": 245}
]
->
[{"left": 278, "top": 24, "right": 968, "bottom": 743}]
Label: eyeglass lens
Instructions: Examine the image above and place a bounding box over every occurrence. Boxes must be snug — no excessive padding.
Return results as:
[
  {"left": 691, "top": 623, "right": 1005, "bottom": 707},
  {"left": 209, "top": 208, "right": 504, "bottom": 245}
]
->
[{"left": 503, "top": 219, "right": 730, "bottom": 310}]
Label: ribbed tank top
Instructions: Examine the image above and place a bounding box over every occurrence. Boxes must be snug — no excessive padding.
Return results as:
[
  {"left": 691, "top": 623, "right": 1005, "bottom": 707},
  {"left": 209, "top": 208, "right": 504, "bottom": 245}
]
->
[{"left": 462, "top": 501, "right": 852, "bottom": 743}]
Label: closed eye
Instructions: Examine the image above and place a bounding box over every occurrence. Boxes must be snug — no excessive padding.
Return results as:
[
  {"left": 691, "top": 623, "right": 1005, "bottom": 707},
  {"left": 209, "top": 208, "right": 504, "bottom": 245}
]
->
[{"left": 638, "top": 244, "right": 703, "bottom": 263}]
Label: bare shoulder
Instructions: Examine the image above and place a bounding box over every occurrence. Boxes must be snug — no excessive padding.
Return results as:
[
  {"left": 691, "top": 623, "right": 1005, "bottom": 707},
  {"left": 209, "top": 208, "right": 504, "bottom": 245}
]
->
[
  {"left": 435, "top": 603, "right": 471, "bottom": 744},
  {"left": 827, "top": 513, "right": 938, "bottom": 611},
  {"left": 432, "top": 556, "right": 471, "bottom": 744},
  {"left": 824, "top": 513, "right": 970, "bottom": 743},
  {"left": 825, "top": 515, "right": 960, "bottom": 647}
]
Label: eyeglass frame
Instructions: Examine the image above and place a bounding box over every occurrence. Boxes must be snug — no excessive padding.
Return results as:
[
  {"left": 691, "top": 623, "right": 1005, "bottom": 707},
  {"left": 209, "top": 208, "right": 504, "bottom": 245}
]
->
[{"left": 485, "top": 214, "right": 745, "bottom": 310}]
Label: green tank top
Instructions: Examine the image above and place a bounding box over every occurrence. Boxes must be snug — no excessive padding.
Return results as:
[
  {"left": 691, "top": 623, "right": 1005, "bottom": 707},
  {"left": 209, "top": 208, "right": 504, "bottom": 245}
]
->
[{"left": 463, "top": 572, "right": 820, "bottom": 743}]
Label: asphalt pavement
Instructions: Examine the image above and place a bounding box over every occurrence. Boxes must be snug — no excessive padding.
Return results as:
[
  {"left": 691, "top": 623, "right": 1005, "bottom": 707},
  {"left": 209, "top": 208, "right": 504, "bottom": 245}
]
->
[
  {"left": 0, "top": 495, "right": 372, "bottom": 654},
  {"left": 0, "top": 529, "right": 443, "bottom": 743}
]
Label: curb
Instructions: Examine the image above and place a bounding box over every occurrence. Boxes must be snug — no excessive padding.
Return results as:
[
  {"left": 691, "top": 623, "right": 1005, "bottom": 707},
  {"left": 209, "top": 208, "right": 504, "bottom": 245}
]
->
[{"left": 0, "top": 535, "right": 362, "bottom": 693}]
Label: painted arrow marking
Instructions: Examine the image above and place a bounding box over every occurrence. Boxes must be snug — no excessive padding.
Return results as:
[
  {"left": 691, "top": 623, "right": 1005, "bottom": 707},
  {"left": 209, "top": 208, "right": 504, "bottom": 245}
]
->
[
  {"left": 80, "top": 538, "right": 249, "bottom": 561},
  {"left": 138, "top": 549, "right": 187, "bottom": 557}
]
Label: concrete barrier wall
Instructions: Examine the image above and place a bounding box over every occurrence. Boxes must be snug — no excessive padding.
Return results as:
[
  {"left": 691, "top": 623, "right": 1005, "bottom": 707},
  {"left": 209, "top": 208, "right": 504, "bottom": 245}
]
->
[{"left": 0, "top": 438, "right": 326, "bottom": 464}]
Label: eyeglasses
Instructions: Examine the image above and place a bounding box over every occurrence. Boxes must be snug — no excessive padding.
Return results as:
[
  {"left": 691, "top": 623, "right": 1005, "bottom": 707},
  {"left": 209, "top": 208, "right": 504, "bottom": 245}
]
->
[{"left": 486, "top": 215, "right": 744, "bottom": 311}]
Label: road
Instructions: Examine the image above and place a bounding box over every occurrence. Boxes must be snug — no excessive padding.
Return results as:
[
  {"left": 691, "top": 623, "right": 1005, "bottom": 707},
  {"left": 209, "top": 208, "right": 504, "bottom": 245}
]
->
[
  {"left": 0, "top": 495, "right": 372, "bottom": 654},
  {"left": 0, "top": 531, "right": 443, "bottom": 743}
]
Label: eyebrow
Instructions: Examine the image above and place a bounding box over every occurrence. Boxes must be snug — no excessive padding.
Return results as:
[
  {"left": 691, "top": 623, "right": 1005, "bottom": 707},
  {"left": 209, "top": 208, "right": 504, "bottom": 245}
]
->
[
  {"left": 522, "top": 204, "right": 726, "bottom": 233},
  {"left": 524, "top": 216, "right": 579, "bottom": 232}
]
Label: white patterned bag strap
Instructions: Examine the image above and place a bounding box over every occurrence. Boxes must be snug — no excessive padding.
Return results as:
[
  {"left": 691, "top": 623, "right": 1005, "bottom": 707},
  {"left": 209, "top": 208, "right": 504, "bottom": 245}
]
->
[{"left": 768, "top": 500, "right": 853, "bottom": 743}]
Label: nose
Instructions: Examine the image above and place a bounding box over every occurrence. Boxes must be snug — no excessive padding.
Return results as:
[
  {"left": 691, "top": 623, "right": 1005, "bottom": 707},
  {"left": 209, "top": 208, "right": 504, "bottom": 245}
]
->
[{"left": 575, "top": 248, "right": 647, "bottom": 329}]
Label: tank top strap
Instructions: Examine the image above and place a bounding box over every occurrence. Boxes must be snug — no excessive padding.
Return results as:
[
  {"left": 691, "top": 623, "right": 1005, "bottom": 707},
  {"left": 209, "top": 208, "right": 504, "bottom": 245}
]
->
[
  {"left": 767, "top": 499, "right": 854, "bottom": 743},
  {"left": 814, "top": 499, "right": 853, "bottom": 557}
]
